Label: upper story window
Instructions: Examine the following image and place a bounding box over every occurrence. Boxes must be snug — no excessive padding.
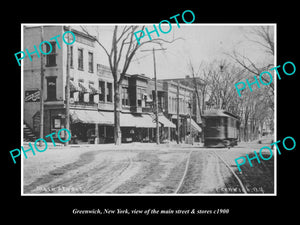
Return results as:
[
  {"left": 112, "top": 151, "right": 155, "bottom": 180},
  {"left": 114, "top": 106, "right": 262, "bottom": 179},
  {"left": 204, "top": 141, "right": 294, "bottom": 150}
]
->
[
  {"left": 122, "top": 87, "right": 129, "bottom": 106},
  {"left": 88, "top": 52, "right": 93, "bottom": 73},
  {"left": 70, "top": 46, "right": 73, "bottom": 68},
  {"left": 99, "top": 80, "right": 105, "bottom": 102},
  {"left": 97, "top": 64, "right": 101, "bottom": 76},
  {"left": 137, "top": 88, "right": 146, "bottom": 107},
  {"left": 78, "top": 48, "right": 84, "bottom": 70},
  {"left": 46, "top": 41, "right": 56, "bottom": 67},
  {"left": 106, "top": 82, "right": 113, "bottom": 102},
  {"left": 137, "top": 88, "right": 142, "bottom": 107}
]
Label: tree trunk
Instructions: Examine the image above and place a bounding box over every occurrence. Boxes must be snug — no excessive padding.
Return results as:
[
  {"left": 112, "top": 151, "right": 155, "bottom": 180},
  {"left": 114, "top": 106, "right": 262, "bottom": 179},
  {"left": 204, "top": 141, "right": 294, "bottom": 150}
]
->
[{"left": 114, "top": 82, "right": 122, "bottom": 145}]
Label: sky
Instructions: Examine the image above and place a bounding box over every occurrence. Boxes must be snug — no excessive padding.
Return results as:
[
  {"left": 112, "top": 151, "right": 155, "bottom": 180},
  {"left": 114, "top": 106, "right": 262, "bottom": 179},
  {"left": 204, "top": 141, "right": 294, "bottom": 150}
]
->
[{"left": 75, "top": 24, "right": 275, "bottom": 79}]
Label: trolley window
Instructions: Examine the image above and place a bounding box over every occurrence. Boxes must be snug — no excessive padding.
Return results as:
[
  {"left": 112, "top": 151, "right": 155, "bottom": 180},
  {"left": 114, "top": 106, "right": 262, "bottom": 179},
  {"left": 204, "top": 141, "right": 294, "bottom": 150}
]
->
[{"left": 206, "top": 117, "right": 221, "bottom": 127}]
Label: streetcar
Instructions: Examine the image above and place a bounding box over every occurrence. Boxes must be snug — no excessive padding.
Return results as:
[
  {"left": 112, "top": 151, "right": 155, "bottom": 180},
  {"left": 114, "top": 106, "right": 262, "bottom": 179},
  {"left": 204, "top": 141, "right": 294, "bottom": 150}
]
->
[{"left": 203, "top": 109, "right": 240, "bottom": 148}]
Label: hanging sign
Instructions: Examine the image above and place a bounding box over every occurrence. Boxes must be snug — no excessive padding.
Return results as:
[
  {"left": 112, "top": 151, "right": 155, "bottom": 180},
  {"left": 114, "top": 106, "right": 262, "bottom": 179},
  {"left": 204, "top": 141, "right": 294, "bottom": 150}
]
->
[{"left": 25, "top": 90, "right": 40, "bottom": 102}]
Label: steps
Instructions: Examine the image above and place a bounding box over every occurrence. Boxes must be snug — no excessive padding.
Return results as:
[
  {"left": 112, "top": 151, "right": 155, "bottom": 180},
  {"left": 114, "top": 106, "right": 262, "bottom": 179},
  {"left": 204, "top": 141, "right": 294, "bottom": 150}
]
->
[{"left": 23, "top": 123, "right": 37, "bottom": 142}]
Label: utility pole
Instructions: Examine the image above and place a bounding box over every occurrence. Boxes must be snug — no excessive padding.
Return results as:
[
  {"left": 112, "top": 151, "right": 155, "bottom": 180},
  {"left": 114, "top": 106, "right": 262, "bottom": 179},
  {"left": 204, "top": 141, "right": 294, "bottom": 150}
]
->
[
  {"left": 153, "top": 48, "right": 159, "bottom": 145},
  {"left": 141, "top": 48, "right": 166, "bottom": 145},
  {"left": 65, "top": 26, "right": 71, "bottom": 146},
  {"left": 177, "top": 80, "right": 180, "bottom": 144},
  {"left": 39, "top": 26, "right": 44, "bottom": 147}
]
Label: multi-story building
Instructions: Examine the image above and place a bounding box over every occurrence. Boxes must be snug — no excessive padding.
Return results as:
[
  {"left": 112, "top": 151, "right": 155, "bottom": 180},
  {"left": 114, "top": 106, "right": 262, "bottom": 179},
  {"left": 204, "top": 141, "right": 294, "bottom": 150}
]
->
[
  {"left": 157, "top": 79, "right": 203, "bottom": 142},
  {"left": 23, "top": 25, "right": 176, "bottom": 144},
  {"left": 146, "top": 79, "right": 176, "bottom": 142}
]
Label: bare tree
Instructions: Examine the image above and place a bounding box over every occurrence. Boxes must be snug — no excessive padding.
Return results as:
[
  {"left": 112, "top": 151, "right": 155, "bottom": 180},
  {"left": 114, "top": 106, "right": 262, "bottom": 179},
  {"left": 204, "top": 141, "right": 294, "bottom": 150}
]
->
[
  {"left": 81, "top": 25, "right": 181, "bottom": 145},
  {"left": 189, "top": 59, "right": 272, "bottom": 142},
  {"left": 226, "top": 26, "right": 275, "bottom": 91},
  {"left": 247, "top": 26, "right": 274, "bottom": 56}
]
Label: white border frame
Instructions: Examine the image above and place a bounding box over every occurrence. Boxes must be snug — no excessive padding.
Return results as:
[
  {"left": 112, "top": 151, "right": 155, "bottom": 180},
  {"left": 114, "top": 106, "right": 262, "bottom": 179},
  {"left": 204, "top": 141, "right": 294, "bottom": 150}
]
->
[{"left": 21, "top": 23, "right": 277, "bottom": 197}]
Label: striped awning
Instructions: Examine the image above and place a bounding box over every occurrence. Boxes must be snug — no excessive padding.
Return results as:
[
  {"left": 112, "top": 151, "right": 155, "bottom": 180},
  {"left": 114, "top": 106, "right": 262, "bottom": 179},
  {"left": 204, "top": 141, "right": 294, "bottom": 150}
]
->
[
  {"left": 78, "top": 82, "right": 91, "bottom": 93},
  {"left": 188, "top": 118, "right": 202, "bottom": 132},
  {"left": 89, "top": 83, "right": 100, "bottom": 94},
  {"left": 69, "top": 80, "right": 81, "bottom": 92}
]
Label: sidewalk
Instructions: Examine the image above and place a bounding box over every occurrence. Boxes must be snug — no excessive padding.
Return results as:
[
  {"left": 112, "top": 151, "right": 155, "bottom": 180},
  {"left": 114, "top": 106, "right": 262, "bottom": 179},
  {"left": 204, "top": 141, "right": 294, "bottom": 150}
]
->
[{"left": 22, "top": 140, "right": 204, "bottom": 151}]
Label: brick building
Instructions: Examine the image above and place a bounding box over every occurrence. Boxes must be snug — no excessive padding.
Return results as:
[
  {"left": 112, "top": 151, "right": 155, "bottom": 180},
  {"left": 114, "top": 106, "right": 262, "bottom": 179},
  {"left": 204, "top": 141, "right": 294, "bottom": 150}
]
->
[{"left": 23, "top": 25, "right": 176, "bottom": 144}]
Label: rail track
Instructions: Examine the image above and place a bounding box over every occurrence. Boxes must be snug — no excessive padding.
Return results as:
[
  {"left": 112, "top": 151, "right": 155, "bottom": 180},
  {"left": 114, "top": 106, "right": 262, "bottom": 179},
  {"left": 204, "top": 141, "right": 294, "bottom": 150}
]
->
[
  {"left": 175, "top": 149, "right": 248, "bottom": 194},
  {"left": 212, "top": 150, "right": 247, "bottom": 194},
  {"left": 174, "top": 150, "right": 194, "bottom": 193}
]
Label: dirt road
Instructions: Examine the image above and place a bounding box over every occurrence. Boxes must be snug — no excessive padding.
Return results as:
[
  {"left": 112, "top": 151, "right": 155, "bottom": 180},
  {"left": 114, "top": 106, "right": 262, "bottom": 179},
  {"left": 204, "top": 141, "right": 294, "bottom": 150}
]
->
[{"left": 23, "top": 142, "right": 274, "bottom": 194}]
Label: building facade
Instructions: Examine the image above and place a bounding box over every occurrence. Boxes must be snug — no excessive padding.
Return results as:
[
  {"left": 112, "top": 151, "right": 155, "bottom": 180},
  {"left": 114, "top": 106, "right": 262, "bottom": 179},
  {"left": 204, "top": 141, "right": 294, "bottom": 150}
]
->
[
  {"left": 23, "top": 25, "right": 177, "bottom": 144},
  {"left": 160, "top": 80, "right": 202, "bottom": 142}
]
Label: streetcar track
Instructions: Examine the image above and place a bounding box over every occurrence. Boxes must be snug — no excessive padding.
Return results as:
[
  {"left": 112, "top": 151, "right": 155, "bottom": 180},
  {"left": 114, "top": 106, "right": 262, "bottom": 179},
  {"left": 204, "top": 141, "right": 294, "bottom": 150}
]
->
[
  {"left": 212, "top": 150, "right": 248, "bottom": 194},
  {"left": 175, "top": 149, "right": 248, "bottom": 194},
  {"left": 94, "top": 157, "right": 134, "bottom": 193},
  {"left": 174, "top": 150, "right": 194, "bottom": 194}
]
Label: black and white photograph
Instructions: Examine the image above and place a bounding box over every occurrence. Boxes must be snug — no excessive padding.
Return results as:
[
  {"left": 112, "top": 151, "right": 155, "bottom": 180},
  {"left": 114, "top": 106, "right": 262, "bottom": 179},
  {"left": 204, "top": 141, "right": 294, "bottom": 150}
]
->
[
  {"left": 4, "top": 5, "right": 298, "bottom": 221},
  {"left": 21, "top": 24, "right": 275, "bottom": 195}
]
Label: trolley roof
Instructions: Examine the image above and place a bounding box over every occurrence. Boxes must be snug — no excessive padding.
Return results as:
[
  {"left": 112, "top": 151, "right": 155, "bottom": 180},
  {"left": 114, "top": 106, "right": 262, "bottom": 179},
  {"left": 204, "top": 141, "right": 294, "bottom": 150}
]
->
[{"left": 203, "top": 109, "right": 239, "bottom": 119}]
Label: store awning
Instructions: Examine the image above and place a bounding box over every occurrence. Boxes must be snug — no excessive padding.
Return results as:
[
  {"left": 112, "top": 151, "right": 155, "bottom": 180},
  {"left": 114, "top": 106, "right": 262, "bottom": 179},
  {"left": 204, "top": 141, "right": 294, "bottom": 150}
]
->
[
  {"left": 158, "top": 115, "right": 176, "bottom": 128},
  {"left": 70, "top": 110, "right": 113, "bottom": 125},
  {"left": 188, "top": 118, "right": 202, "bottom": 132},
  {"left": 78, "top": 82, "right": 91, "bottom": 93},
  {"left": 140, "top": 114, "right": 157, "bottom": 128},
  {"left": 89, "top": 83, "right": 100, "bottom": 94},
  {"left": 120, "top": 113, "right": 157, "bottom": 128},
  {"left": 151, "top": 114, "right": 176, "bottom": 128},
  {"left": 100, "top": 111, "right": 114, "bottom": 124},
  {"left": 70, "top": 80, "right": 81, "bottom": 92},
  {"left": 70, "top": 110, "right": 167, "bottom": 128}
]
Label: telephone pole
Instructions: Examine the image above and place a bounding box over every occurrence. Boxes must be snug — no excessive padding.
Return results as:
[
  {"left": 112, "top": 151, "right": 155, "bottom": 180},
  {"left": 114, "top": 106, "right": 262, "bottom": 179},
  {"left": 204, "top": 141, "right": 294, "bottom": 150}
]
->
[
  {"left": 141, "top": 48, "right": 166, "bottom": 145},
  {"left": 177, "top": 80, "right": 180, "bottom": 144},
  {"left": 65, "top": 26, "right": 71, "bottom": 146},
  {"left": 39, "top": 26, "right": 44, "bottom": 147},
  {"left": 153, "top": 48, "right": 159, "bottom": 145}
]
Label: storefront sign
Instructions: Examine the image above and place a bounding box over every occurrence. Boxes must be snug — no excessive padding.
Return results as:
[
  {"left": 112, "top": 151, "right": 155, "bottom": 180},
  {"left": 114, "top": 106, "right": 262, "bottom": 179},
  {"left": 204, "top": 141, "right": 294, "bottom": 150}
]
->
[{"left": 25, "top": 90, "right": 40, "bottom": 102}]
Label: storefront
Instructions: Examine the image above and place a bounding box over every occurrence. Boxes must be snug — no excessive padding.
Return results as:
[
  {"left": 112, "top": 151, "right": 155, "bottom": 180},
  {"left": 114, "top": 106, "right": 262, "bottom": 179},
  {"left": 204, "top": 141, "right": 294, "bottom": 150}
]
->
[
  {"left": 45, "top": 108, "right": 176, "bottom": 144},
  {"left": 69, "top": 109, "right": 114, "bottom": 143}
]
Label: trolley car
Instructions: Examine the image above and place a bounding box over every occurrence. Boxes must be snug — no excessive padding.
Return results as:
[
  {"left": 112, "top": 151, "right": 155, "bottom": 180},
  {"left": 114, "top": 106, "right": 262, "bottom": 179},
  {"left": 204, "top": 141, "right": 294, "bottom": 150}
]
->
[{"left": 203, "top": 109, "right": 240, "bottom": 148}]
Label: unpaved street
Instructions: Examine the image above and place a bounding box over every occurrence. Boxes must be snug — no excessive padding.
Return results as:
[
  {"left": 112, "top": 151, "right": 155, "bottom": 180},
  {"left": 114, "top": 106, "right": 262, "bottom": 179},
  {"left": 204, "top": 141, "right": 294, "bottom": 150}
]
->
[{"left": 23, "top": 141, "right": 274, "bottom": 194}]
